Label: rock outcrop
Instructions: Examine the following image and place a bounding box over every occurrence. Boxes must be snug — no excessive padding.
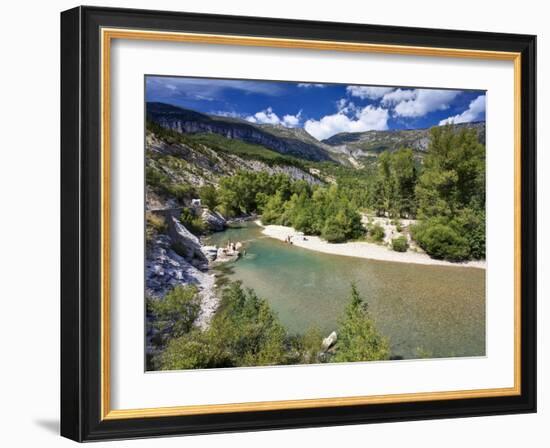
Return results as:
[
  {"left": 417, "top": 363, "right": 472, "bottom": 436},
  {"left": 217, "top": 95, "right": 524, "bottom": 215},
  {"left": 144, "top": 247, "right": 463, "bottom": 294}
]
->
[
  {"left": 322, "top": 331, "right": 338, "bottom": 350},
  {"left": 145, "top": 235, "right": 214, "bottom": 298},
  {"left": 201, "top": 208, "right": 226, "bottom": 231},
  {"left": 167, "top": 216, "right": 208, "bottom": 269}
]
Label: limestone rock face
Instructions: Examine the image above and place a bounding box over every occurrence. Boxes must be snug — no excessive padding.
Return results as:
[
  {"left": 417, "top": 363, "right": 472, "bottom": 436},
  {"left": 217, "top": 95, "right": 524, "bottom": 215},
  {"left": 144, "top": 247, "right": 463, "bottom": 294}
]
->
[
  {"left": 145, "top": 235, "right": 212, "bottom": 297},
  {"left": 167, "top": 216, "right": 208, "bottom": 268},
  {"left": 322, "top": 331, "right": 338, "bottom": 350},
  {"left": 147, "top": 102, "right": 332, "bottom": 162},
  {"left": 201, "top": 208, "right": 226, "bottom": 231}
]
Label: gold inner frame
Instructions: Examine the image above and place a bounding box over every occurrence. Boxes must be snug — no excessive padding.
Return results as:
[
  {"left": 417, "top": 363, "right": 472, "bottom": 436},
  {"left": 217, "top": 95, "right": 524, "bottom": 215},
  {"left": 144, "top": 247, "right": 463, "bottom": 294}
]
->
[{"left": 100, "top": 27, "right": 522, "bottom": 420}]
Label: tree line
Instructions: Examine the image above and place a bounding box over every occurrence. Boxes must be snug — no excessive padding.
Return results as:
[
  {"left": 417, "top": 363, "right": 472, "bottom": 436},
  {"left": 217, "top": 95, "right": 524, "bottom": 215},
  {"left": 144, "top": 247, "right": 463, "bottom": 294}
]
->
[{"left": 204, "top": 125, "right": 485, "bottom": 260}]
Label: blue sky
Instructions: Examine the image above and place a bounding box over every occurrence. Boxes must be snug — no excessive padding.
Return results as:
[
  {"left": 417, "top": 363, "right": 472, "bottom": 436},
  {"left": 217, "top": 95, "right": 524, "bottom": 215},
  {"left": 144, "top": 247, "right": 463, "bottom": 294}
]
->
[{"left": 146, "top": 76, "right": 486, "bottom": 141}]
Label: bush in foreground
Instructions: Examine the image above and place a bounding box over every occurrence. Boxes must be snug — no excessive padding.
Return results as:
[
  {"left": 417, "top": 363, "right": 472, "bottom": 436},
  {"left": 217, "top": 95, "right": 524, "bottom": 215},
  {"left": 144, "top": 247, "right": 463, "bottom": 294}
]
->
[
  {"left": 332, "top": 285, "right": 390, "bottom": 363},
  {"left": 159, "top": 282, "right": 287, "bottom": 370}
]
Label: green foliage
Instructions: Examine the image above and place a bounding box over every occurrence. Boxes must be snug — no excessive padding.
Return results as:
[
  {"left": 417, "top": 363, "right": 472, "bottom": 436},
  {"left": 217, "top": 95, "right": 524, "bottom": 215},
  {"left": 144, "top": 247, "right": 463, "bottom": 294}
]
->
[
  {"left": 391, "top": 235, "right": 409, "bottom": 252},
  {"left": 412, "top": 219, "right": 470, "bottom": 261},
  {"left": 199, "top": 184, "right": 219, "bottom": 210},
  {"left": 333, "top": 285, "right": 390, "bottom": 363},
  {"left": 416, "top": 125, "right": 485, "bottom": 219},
  {"left": 145, "top": 212, "right": 167, "bottom": 243},
  {"left": 180, "top": 208, "right": 205, "bottom": 235},
  {"left": 412, "top": 126, "right": 486, "bottom": 260},
  {"left": 148, "top": 286, "right": 201, "bottom": 340},
  {"left": 216, "top": 171, "right": 364, "bottom": 243},
  {"left": 368, "top": 148, "right": 418, "bottom": 218},
  {"left": 369, "top": 223, "right": 385, "bottom": 242},
  {"left": 285, "top": 327, "right": 324, "bottom": 365},
  {"left": 159, "top": 282, "right": 288, "bottom": 370},
  {"left": 451, "top": 208, "right": 486, "bottom": 260},
  {"left": 153, "top": 282, "right": 393, "bottom": 370},
  {"left": 188, "top": 132, "right": 307, "bottom": 169},
  {"left": 146, "top": 163, "right": 196, "bottom": 203}
]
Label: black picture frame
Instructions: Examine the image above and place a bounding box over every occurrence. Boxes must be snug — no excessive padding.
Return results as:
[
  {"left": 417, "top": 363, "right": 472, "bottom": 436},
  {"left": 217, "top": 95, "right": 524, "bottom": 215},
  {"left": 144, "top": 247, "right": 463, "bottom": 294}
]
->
[{"left": 61, "top": 5, "right": 536, "bottom": 442}]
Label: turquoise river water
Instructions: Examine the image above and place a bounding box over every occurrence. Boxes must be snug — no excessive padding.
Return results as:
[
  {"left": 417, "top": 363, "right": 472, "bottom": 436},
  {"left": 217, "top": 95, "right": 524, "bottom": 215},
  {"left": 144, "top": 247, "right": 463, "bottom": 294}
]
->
[{"left": 206, "top": 222, "right": 485, "bottom": 360}]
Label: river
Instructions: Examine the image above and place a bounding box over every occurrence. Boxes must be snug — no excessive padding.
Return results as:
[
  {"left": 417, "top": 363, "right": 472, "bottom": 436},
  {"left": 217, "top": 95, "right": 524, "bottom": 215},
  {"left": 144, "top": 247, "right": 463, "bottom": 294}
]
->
[{"left": 205, "top": 222, "right": 486, "bottom": 360}]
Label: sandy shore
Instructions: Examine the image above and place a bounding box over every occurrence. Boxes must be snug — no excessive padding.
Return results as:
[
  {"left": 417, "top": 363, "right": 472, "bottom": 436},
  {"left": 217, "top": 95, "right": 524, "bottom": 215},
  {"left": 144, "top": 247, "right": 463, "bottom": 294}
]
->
[{"left": 256, "top": 221, "right": 486, "bottom": 269}]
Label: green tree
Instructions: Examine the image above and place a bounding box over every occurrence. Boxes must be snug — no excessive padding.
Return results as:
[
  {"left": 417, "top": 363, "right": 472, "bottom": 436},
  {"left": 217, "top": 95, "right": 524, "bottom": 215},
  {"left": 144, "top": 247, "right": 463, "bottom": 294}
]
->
[
  {"left": 333, "top": 285, "right": 390, "bottom": 363},
  {"left": 199, "top": 184, "right": 219, "bottom": 210},
  {"left": 159, "top": 282, "right": 288, "bottom": 370},
  {"left": 416, "top": 126, "right": 485, "bottom": 219},
  {"left": 148, "top": 285, "right": 201, "bottom": 339},
  {"left": 413, "top": 125, "right": 486, "bottom": 260},
  {"left": 391, "top": 148, "right": 418, "bottom": 218}
]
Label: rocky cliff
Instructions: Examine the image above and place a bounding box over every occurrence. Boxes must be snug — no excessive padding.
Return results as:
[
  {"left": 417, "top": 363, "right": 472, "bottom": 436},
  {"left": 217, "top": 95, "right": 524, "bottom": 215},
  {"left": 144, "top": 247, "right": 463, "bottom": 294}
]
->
[{"left": 147, "top": 102, "right": 333, "bottom": 162}]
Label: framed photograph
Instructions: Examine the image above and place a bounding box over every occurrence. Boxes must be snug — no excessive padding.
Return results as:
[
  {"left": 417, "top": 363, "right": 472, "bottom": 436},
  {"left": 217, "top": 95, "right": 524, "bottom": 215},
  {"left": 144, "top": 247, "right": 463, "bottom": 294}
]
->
[{"left": 60, "top": 6, "right": 536, "bottom": 441}]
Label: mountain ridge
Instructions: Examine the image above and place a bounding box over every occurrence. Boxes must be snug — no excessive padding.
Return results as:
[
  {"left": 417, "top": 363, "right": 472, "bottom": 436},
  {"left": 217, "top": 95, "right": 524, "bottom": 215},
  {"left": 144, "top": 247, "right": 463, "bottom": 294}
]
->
[
  {"left": 147, "top": 102, "right": 333, "bottom": 162},
  {"left": 147, "top": 102, "right": 486, "bottom": 166}
]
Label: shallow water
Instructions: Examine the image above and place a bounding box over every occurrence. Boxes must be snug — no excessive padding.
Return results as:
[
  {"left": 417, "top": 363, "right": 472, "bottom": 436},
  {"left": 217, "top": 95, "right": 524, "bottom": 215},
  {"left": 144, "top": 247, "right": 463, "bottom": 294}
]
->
[{"left": 206, "top": 222, "right": 485, "bottom": 359}]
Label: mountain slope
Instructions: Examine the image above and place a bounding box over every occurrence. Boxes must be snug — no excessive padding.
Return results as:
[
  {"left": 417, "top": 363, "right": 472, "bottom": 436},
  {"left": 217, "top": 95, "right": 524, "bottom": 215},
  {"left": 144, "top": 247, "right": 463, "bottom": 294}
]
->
[
  {"left": 323, "top": 121, "right": 486, "bottom": 159},
  {"left": 145, "top": 123, "right": 323, "bottom": 210},
  {"left": 147, "top": 102, "right": 333, "bottom": 162}
]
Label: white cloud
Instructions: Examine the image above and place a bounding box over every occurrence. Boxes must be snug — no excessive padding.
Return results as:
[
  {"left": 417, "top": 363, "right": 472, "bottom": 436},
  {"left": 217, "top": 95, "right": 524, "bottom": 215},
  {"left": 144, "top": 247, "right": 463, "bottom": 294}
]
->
[
  {"left": 282, "top": 110, "right": 302, "bottom": 127},
  {"left": 246, "top": 107, "right": 281, "bottom": 125},
  {"left": 439, "top": 95, "right": 486, "bottom": 125},
  {"left": 392, "top": 89, "right": 460, "bottom": 117},
  {"left": 381, "top": 88, "right": 416, "bottom": 106},
  {"left": 297, "top": 83, "right": 326, "bottom": 88},
  {"left": 336, "top": 98, "right": 358, "bottom": 114},
  {"left": 346, "top": 85, "right": 394, "bottom": 100},
  {"left": 304, "top": 105, "right": 389, "bottom": 141},
  {"left": 245, "top": 107, "right": 302, "bottom": 127}
]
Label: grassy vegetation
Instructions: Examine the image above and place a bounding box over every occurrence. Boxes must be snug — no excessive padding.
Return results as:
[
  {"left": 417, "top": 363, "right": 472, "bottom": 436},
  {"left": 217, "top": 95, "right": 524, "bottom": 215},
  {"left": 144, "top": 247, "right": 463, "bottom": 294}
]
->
[
  {"left": 188, "top": 133, "right": 308, "bottom": 168},
  {"left": 145, "top": 212, "right": 167, "bottom": 244}
]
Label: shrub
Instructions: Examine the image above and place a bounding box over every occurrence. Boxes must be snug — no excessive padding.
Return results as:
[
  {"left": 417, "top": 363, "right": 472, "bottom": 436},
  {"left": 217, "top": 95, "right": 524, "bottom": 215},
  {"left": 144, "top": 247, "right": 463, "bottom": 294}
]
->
[
  {"left": 391, "top": 235, "right": 409, "bottom": 252},
  {"left": 322, "top": 216, "right": 347, "bottom": 243},
  {"left": 369, "top": 223, "right": 385, "bottom": 242},
  {"left": 199, "top": 185, "right": 219, "bottom": 210},
  {"left": 166, "top": 184, "right": 196, "bottom": 202},
  {"left": 451, "top": 209, "right": 486, "bottom": 259},
  {"left": 412, "top": 220, "right": 470, "bottom": 261},
  {"left": 145, "top": 212, "right": 166, "bottom": 243},
  {"left": 148, "top": 285, "right": 200, "bottom": 340},
  {"left": 159, "top": 282, "right": 288, "bottom": 370},
  {"left": 180, "top": 208, "right": 205, "bottom": 235},
  {"left": 332, "top": 285, "right": 390, "bottom": 363}
]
